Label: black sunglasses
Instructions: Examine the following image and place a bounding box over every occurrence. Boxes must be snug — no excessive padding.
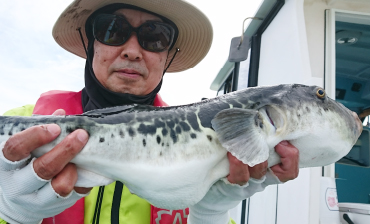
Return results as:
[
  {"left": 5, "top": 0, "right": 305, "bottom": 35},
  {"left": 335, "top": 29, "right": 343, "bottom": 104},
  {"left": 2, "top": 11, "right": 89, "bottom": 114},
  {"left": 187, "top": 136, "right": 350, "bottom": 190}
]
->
[{"left": 93, "top": 14, "right": 176, "bottom": 52}]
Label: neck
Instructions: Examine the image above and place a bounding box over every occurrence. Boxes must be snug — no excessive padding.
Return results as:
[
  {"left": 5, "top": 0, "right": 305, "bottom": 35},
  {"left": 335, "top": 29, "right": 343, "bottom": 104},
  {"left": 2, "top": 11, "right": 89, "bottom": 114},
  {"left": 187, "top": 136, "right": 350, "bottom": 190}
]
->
[{"left": 81, "top": 40, "right": 162, "bottom": 112}]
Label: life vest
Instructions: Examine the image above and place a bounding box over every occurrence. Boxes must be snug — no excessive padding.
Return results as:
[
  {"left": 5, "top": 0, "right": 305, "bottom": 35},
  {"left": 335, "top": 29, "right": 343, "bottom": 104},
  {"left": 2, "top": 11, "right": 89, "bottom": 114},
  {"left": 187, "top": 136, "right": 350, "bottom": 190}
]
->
[{"left": 33, "top": 90, "right": 189, "bottom": 224}]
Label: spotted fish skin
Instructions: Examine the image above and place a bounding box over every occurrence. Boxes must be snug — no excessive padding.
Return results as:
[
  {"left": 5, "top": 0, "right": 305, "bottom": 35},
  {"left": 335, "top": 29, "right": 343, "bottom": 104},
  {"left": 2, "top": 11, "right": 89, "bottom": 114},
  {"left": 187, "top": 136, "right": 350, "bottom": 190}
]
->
[{"left": 0, "top": 84, "right": 363, "bottom": 209}]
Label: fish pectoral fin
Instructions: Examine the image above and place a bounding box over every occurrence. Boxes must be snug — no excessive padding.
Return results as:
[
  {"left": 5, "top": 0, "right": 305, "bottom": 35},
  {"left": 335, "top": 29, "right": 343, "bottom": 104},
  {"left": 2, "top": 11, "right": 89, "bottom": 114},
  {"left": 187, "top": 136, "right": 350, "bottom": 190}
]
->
[
  {"left": 211, "top": 108, "right": 269, "bottom": 167},
  {"left": 75, "top": 168, "right": 115, "bottom": 187}
]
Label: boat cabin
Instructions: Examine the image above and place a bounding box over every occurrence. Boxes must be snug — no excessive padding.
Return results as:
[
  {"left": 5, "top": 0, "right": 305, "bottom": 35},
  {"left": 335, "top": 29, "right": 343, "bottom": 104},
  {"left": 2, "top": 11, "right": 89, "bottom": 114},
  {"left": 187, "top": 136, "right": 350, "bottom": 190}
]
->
[{"left": 210, "top": 0, "right": 370, "bottom": 223}]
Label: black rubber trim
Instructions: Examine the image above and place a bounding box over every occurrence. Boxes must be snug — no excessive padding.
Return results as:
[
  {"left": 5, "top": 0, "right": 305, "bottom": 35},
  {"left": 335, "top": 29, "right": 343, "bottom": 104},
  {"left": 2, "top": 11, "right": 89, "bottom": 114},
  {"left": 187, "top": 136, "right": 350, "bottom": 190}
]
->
[
  {"left": 248, "top": 35, "right": 262, "bottom": 87},
  {"left": 248, "top": 0, "right": 285, "bottom": 88},
  {"left": 275, "top": 185, "right": 279, "bottom": 224},
  {"left": 241, "top": 199, "right": 247, "bottom": 224},
  {"left": 111, "top": 181, "right": 124, "bottom": 224},
  {"left": 232, "top": 62, "right": 240, "bottom": 92},
  {"left": 92, "top": 186, "right": 105, "bottom": 224},
  {"left": 246, "top": 198, "right": 251, "bottom": 224}
]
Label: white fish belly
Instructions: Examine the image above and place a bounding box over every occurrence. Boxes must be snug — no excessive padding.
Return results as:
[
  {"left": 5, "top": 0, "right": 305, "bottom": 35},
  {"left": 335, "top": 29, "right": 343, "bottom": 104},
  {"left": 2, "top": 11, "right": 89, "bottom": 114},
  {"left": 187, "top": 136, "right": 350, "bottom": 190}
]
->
[
  {"left": 110, "top": 154, "right": 228, "bottom": 209},
  {"left": 70, "top": 129, "right": 229, "bottom": 209}
]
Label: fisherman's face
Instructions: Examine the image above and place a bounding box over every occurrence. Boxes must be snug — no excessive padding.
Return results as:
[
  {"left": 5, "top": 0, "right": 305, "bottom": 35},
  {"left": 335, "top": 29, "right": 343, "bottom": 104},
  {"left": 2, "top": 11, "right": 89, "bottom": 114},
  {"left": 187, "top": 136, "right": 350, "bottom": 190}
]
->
[{"left": 92, "top": 9, "right": 168, "bottom": 96}]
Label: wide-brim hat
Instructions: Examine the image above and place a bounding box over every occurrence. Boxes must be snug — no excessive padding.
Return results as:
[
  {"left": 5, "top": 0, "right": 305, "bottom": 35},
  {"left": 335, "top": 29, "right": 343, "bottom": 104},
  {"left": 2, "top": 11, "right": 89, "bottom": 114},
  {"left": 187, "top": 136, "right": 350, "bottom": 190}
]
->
[{"left": 52, "top": 0, "right": 213, "bottom": 73}]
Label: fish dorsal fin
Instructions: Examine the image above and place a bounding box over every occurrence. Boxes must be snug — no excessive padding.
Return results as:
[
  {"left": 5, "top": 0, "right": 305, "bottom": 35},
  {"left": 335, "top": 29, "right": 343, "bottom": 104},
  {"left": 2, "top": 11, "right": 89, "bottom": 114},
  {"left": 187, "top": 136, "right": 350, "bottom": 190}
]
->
[
  {"left": 81, "top": 104, "right": 160, "bottom": 118},
  {"left": 81, "top": 105, "right": 137, "bottom": 117},
  {"left": 211, "top": 108, "right": 269, "bottom": 167}
]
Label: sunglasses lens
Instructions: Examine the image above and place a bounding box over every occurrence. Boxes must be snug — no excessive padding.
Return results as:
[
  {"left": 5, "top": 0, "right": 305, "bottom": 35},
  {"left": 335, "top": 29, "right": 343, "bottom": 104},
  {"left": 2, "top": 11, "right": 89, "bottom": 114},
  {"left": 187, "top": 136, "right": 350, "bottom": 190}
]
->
[
  {"left": 94, "top": 15, "right": 130, "bottom": 45},
  {"left": 93, "top": 14, "right": 175, "bottom": 52},
  {"left": 139, "top": 23, "right": 174, "bottom": 52}
]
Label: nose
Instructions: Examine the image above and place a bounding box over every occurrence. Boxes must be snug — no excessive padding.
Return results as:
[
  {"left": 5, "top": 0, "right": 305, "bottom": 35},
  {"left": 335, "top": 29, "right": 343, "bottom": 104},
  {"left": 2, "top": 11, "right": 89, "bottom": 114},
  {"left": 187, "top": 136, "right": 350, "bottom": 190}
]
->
[{"left": 120, "top": 34, "right": 143, "bottom": 61}]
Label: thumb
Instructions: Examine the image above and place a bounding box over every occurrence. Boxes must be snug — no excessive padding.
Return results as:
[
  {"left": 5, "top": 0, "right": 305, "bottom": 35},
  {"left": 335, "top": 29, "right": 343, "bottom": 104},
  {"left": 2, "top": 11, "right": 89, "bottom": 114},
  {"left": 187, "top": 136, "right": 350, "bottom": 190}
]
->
[{"left": 52, "top": 109, "right": 66, "bottom": 116}]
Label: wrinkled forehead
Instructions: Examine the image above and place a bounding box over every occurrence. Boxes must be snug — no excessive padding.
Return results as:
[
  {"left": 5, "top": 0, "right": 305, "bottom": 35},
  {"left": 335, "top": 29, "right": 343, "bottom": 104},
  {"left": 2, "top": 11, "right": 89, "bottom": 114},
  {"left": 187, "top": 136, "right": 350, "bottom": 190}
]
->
[{"left": 113, "top": 8, "right": 163, "bottom": 27}]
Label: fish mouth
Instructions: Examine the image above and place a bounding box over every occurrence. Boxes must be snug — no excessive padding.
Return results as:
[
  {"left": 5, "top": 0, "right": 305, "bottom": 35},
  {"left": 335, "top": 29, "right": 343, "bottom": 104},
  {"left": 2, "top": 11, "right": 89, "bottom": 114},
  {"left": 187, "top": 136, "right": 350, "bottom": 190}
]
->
[
  {"left": 352, "top": 111, "right": 363, "bottom": 139},
  {"left": 260, "top": 106, "right": 285, "bottom": 132},
  {"left": 266, "top": 107, "right": 275, "bottom": 127}
]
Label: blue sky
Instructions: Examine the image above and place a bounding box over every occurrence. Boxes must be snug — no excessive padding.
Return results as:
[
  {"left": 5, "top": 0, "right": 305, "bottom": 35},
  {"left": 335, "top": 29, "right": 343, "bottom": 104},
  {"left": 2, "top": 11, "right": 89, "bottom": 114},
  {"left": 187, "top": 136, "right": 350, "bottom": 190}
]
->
[{"left": 0, "top": 0, "right": 261, "bottom": 115}]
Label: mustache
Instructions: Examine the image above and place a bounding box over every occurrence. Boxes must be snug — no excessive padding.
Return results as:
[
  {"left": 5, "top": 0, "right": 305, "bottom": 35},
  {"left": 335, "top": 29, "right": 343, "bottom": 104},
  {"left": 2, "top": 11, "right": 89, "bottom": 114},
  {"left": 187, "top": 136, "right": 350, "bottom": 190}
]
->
[{"left": 113, "top": 63, "right": 147, "bottom": 76}]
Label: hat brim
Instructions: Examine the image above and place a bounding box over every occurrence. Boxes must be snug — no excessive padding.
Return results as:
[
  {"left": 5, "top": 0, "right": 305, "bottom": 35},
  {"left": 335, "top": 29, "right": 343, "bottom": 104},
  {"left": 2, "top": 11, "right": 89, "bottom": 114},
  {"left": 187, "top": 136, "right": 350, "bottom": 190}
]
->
[{"left": 52, "top": 0, "right": 213, "bottom": 73}]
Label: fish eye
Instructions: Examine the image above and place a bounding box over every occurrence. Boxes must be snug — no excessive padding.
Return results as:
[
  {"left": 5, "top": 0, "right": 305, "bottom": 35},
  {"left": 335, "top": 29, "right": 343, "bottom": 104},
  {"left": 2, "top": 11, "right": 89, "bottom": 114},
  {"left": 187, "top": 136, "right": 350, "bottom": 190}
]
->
[{"left": 316, "top": 88, "right": 325, "bottom": 98}]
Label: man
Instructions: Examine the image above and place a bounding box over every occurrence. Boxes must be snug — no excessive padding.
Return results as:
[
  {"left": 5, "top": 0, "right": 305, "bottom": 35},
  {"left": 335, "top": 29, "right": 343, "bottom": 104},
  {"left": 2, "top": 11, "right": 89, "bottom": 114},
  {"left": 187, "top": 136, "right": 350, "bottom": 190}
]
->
[{"left": 0, "top": 0, "right": 299, "bottom": 223}]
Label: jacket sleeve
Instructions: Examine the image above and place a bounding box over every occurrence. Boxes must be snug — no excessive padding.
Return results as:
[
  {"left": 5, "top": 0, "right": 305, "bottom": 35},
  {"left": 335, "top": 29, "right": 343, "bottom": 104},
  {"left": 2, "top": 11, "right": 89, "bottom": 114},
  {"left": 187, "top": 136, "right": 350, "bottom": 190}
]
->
[
  {"left": 1, "top": 104, "right": 35, "bottom": 223},
  {"left": 188, "top": 169, "right": 281, "bottom": 224}
]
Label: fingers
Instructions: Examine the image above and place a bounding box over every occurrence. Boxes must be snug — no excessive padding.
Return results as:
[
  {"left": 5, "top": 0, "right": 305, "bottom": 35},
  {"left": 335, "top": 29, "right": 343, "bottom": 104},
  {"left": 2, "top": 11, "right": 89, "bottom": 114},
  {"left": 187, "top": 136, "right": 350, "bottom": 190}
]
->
[
  {"left": 51, "top": 163, "right": 92, "bottom": 197},
  {"left": 270, "top": 141, "right": 299, "bottom": 182},
  {"left": 52, "top": 109, "right": 66, "bottom": 116},
  {"left": 2, "top": 108, "right": 90, "bottom": 198},
  {"left": 34, "top": 129, "right": 89, "bottom": 196},
  {"left": 3, "top": 109, "right": 67, "bottom": 162},
  {"left": 3, "top": 124, "right": 61, "bottom": 162},
  {"left": 33, "top": 129, "right": 88, "bottom": 180},
  {"left": 227, "top": 152, "right": 250, "bottom": 185},
  {"left": 249, "top": 160, "right": 268, "bottom": 179},
  {"left": 74, "top": 186, "right": 93, "bottom": 195},
  {"left": 51, "top": 163, "right": 78, "bottom": 197}
]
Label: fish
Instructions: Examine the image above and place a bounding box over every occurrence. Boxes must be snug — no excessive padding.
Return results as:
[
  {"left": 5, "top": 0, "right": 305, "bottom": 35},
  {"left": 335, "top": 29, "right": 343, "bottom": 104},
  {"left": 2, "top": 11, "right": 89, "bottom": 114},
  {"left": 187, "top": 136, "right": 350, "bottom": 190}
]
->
[{"left": 0, "top": 84, "right": 363, "bottom": 209}]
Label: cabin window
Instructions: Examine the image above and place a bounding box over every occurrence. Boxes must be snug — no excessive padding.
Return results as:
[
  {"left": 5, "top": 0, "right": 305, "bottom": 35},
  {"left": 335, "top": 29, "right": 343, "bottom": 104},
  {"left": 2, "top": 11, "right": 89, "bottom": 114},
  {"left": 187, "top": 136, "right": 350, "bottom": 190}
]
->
[
  {"left": 217, "top": 73, "right": 233, "bottom": 96},
  {"left": 216, "top": 49, "right": 252, "bottom": 96},
  {"left": 329, "top": 11, "right": 370, "bottom": 168},
  {"left": 325, "top": 9, "right": 370, "bottom": 204}
]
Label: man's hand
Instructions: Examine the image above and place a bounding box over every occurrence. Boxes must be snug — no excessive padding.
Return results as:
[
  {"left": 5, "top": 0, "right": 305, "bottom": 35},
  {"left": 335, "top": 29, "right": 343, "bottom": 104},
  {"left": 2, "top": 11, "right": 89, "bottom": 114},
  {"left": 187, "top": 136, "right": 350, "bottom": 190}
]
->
[
  {"left": 2, "top": 109, "right": 91, "bottom": 195},
  {"left": 0, "top": 109, "right": 91, "bottom": 223},
  {"left": 270, "top": 141, "right": 299, "bottom": 182},
  {"left": 227, "top": 152, "right": 268, "bottom": 185},
  {"left": 227, "top": 141, "right": 299, "bottom": 185},
  {"left": 189, "top": 141, "right": 300, "bottom": 224}
]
